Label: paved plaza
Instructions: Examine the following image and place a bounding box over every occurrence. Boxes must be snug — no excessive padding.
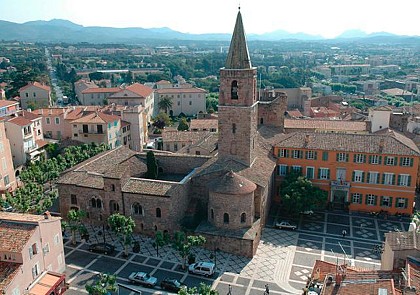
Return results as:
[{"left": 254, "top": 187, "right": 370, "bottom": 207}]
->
[{"left": 64, "top": 210, "right": 410, "bottom": 295}]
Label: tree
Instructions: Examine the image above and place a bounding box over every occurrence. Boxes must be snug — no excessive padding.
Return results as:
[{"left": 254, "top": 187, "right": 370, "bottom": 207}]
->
[
  {"left": 178, "top": 283, "right": 219, "bottom": 295},
  {"left": 153, "top": 230, "right": 170, "bottom": 256},
  {"left": 177, "top": 117, "right": 189, "bottom": 131},
  {"left": 152, "top": 112, "right": 171, "bottom": 129},
  {"left": 280, "top": 171, "right": 328, "bottom": 215},
  {"left": 89, "top": 71, "right": 104, "bottom": 81},
  {"left": 158, "top": 97, "right": 173, "bottom": 114},
  {"left": 172, "top": 232, "right": 206, "bottom": 269},
  {"left": 107, "top": 213, "right": 135, "bottom": 257},
  {"left": 146, "top": 151, "right": 158, "bottom": 179},
  {"left": 65, "top": 209, "right": 87, "bottom": 245},
  {"left": 85, "top": 273, "right": 118, "bottom": 295}
]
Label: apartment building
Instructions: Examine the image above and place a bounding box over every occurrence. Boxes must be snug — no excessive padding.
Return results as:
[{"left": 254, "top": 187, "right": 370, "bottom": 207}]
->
[
  {"left": 80, "top": 87, "right": 121, "bottom": 106},
  {"left": 0, "top": 100, "right": 19, "bottom": 118},
  {"left": 19, "top": 82, "right": 51, "bottom": 110},
  {"left": 274, "top": 132, "right": 419, "bottom": 215},
  {"left": 108, "top": 83, "right": 154, "bottom": 121},
  {"left": 155, "top": 87, "right": 207, "bottom": 116},
  {"left": 71, "top": 111, "right": 121, "bottom": 149},
  {"left": 0, "top": 121, "right": 17, "bottom": 195},
  {"left": 0, "top": 211, "right": 66, "bottom": 294}
]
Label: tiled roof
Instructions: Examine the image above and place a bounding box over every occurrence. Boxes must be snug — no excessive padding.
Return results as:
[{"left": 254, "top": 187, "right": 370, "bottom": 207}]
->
[
  {"left": 156, "top": 87, "right": 207, "bottom": 94},
  {"left": 7, "top": 116, "right": 32, "bottom": 126},
  {"left": 125, "top": 83, "right": 154, "bottom": 97},
  {"left": 156, "top": 80, "right": 171, "bottom": 85},
  {"left": 407, "top": 257, "right": 420, "bottom": 291},
  {"left": 20, "top": 110, "right": 40, "bottom": 121},
  {"left": 0, "top": 100, "right": 18, "bottom": 108},
  {"left": 209, "top": 171, "right": 256, "bottom": 195},
  {"left": 190, "top": 119, "right": 218, "bottom": 130},
  {"left": 286, "top": 109, "right": 303, "bottom": 118},
  {"left": 284, "top": 118, "right": 368, "bottom": 132},
  {"left": 0, "top": 262, "right": 21, "bottom": 292},
  {"left": 122, "top": 178, "right": 183, "bottom": 196},
  {"left": 162, "top": 130, "right": 210, "bottom": 143},
  {"left": 382, "top": 88, "right": 415, "bottom": 96},
  {"left": 0, "top": 221, "right": 36, "bottom": 252},
  {"left": 385, "top": 231, "right": 419, "bottom": 251},
  {"left": 275, "top": 132, "right": 420, "bottom": 156},
  {"left": 81, "top": 87, "right": 120, "bottom": 94},
  {"left": 19, "top": 82, "right": 50, "bottom": 92},
  {"left": 0, "top": 211, "right": 60, "bottom": 222},
  {"left": 71, "top": 112, "right": 120, "bottom": 124},
  {"left": 34, "top": 108, "right": 66, "bottom": 117}
]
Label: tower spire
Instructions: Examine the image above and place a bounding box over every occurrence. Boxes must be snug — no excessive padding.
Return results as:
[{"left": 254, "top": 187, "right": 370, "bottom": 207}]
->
[{"left": 225, "top": 8, "right": 251, "bottom": 69}]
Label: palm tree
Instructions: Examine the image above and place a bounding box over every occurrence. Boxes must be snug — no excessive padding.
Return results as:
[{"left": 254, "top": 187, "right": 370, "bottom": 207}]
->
[{"left": 158, "top": 96, "right": 173, "bottom": 114}]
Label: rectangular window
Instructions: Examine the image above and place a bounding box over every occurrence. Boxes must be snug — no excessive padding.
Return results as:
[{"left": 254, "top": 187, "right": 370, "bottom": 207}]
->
[
  {"left": 70, "top": 194, "right": 77, "bottom": 205},
  {"left": 292, "top": 165, "right": 302, "bottom": 174},
  {"left": 322, "top": 151, "right": 328, "bottom": 161},
  {"left": 189, "top": 101, "right": 192, "bottom": 105},
  {"left": 367, "top": 172, "right": 379, "bottom": 184},
  {"left": 306, "top": 167, "right": 314, "bottom": 179},
  {"left": 292, "top": 150, "right": 302, "bottom": 159},
  {"left": 400, "top": 157, "right": 413, "bottom": 167},
  {"left": 55, "top": 117, "right": 60, "bottom": 124},
  {"left": 32, "top": 263, "right": 39, "bottom": 279},
  {"left": 43, "top": 243, "right": 50, "bottom": 255},
  {"left": 369, "top": 155, "right": 381, "bottom": 165},
  {"left": 174, "top": 143, "right": 178, "bottom": 151},
  {"left": 278, "top": 165, "right": 287, "bottom": 176},
  {"left": 396, "top": 198, "right": 407, "bottom": 208},
  {"left": 54, "top": 234, "right": 60, "bottom": 245},
  {"left": 351, "top": 193, "right": 362, "bottom": 204},
  {"left": 381, "top": 196, "right": 392, "bottom": 207},
  {"left": 46, "top": 118, "right": 50, "bottom": 124},
  {"left": 353, "top": 170, "right": 364, "bottom": 182},
  {"left": 366, "top": 194, "right": 377, "bottom": 206},
  {"left": 97, "top": 125, "right": 103, "bottom": 134},
  {"left": 278, "top": 149, "right": 288, "bottom": 158},
  {"left": 385, "top": 156, "right": 396, "bottom": 166},
  {"left": 337, "top": 152, "right": 348, "bottom": 162},
  {"left": 177, "top": 101, "right": 180, "bottom": 106},
  {"left": 354, "top": 154, "right": 365, "bottom": 163},
  {"left": 383, "top": 173, "right": 395, "bottom": 185},
  {"left": 318, "top": 168, "right": 330, "bottom": 180},
  {"left": 82, "top": 125, "right": 88, "bottom": 133},
  {"left": 4, "top": 175, "right": 9, "bottom": 186},
  {"left": 306, "top": 150, "right": 316, "bottom": 160},
  {"left": 398, "top": 174, "right": 411, "bottom": 186}
]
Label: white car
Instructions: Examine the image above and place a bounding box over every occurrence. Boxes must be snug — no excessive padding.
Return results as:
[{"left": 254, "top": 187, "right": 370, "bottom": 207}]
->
[
  {"left": 300, "top": 210, "right": 314, "bottom": 215},
  {"left": 128, "top": 271, "right": 157, "bottom": 287},
  {"left": 188, "top": 261, "right": 215, "bottom": 277},
  {"left": 275, "top": 221, "right": 297, "bottom": 230}
]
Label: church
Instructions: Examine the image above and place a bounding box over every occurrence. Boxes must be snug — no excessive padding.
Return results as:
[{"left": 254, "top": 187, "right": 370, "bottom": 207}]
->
[{"left": 57, "top": 8, "right": 287, "bottom": 257}]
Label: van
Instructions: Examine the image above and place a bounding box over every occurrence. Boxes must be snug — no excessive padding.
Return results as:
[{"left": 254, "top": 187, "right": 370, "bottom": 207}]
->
[{"left": 188, "top": 261, "right": 215, "bottom": 277}]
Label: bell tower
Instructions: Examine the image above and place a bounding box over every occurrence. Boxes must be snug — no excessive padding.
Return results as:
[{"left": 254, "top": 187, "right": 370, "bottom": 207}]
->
[{"left": 218, "top": 8, "right": 258, "bottom": 167}]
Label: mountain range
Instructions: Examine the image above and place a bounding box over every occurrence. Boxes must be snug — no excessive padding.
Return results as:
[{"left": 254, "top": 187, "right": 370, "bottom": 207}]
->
[{"left": 0, "top": 19, "right": 418, "bottom": 43}]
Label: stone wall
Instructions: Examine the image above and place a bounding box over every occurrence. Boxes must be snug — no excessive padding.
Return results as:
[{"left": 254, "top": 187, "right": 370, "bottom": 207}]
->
[
  {"left": 201, "top": 232, "right": 256, "bottom": 258},
  {"left": 258, "top": 95, "right": 287, "bottom": 130}
]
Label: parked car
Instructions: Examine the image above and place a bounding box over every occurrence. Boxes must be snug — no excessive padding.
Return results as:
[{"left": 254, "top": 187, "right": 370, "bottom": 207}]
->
[
  {"left": 1, "top": 202, "right": 13, "bottom": 212},
  {"left": 160, "top": 278, "right": 186, "bottom": 292},
  {"left": 128, "top": 271, "right": 157, "bottom": 287},
  {"left": 88, "top": 243, "right": 115, "bottom": 255},
  {"left": 300, "top": 210, "right": 314, "bottom": 215},
  {"left": 275, "top": 221, "right": 297, "bottom": 230},
  {"left": 188, "top": 261, "right": 215, "bottom": 277}
]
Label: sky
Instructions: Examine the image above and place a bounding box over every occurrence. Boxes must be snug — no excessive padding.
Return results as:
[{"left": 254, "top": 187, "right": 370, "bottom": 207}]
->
[{"left": 2, "top": 0, "right": 420, "bottom": 38}]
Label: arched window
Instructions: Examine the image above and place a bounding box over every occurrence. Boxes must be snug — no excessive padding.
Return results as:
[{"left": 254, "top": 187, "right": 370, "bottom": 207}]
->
[
  {"left": 96, "top": 199, "right": 102, "bottom": 209},
  {"left": 90, "top": 198, "right": 96, "bottom": 208},
  {"left": 210, "top": 209, "right": 214, "bottom": 220},
  {"left": 111, "top": 184, "right": 115, "bottom": 191},
  {"left": 132, "top": 203, "right": 143, "bottom": 215},
  {"left": 112, "top": 202, "right": 119, "bottom": 212},
  {"left": 223, "top": 213, "right": 229, "bottom": 224},
  {"left": 156, "top": 208, "right": 162, "bottom": 218},
  {"left": 232, "top": 123, "right": 236, "bottom": 134},
  {"left": 231, "top": 80, "right": 238, "bottom": 99},
  {"left": 241, "top": 213, "right": 246, "bottom": 223}
]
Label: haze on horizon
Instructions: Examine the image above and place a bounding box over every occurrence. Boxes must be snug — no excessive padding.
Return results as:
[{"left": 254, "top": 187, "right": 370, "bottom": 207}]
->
[{"left": 3, "top": 0, "right": 420, "bottom": 38}]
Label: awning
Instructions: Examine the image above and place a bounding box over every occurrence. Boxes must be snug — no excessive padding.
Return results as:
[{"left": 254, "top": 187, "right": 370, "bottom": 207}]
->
[{"left": 27, "top": 271, "right": 66, "bottom": 295}]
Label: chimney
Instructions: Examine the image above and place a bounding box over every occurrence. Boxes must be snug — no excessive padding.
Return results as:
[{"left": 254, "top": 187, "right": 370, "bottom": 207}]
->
[
  {"left": 44, "top": 211, "right": 51, "bottom": 219},
  {"left": 379, "top": 138, "right": 385, "bottom": 153}
]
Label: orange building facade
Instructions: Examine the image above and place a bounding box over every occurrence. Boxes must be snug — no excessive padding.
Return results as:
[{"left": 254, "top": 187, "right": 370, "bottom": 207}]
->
[{"left": 273, "top": 132, "right": 420, "bottom": 215}]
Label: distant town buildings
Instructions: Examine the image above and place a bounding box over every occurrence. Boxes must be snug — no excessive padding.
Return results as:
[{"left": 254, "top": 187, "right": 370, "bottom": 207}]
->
[{"left": 19, "top": 82, "right": 51, "bottom": 110}]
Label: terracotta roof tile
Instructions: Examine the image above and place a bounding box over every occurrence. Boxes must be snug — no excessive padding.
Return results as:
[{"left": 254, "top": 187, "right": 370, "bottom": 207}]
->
[
  {"left": 276, "top": 132, "right": 420, "bottom": 156},
  {"left": 0, "top": 221, "right": 36, "bottom": 252},
  {"left": 71, "top": 112, "right": 120, "bottom": 124},
  {"left": 122, "top": 178, "right": 183, "bottom": 196},
  {"left": 20, "top": 110, "right": 40, "bottom": 121},
  {"left": 284, "top": 118, "right": 368, "bottom": 132},
  {"left": 190, "top": 119, "right": 218, "bottom": 131},
  {"left": 209, "top": 171, "right": 256, "bottom": 194},
  {"left": 162, "top": 130, "right": 210, "bottom": 143},
  {"left": 7, "top": 116, "right": 32, "bottom": 126},
  {"left": 19, "top": 82, "right": 50, "bottom": 92},
  {"left": 0, "top": 100, "right": 18, "bottom": 108},
  {"left": 0, "top": 262, "right": 21, "bottom": 292},
  {"left": 125, "top": 83, "right": 154, "bottom": 97},
  {"left": 34, "top": 108, "right": 66, "bottom": 116}
]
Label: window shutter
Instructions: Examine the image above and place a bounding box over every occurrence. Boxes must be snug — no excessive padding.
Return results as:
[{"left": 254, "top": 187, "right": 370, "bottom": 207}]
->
[
  {"left": 29, "top": 247, "right": 33, "bottom": 259},
  {"left": 367, "top": 172, "right": 371, "bottom": 183},
  {"left": 336, "top": 153, "right": 339, "bottom": 161},
  {"left": 277, "top": 149, "right": 281, "bottom": 157},
  {"left": 314, "top": 151, "right": 317, "bottom": 160},
  {"left": 410, "top": 158, "right": 413, "bottom": 167},
  {"left": 404, "top": 199, "right": 408, "bottom": 209},
  {"left": 286, "top": 150, "right": 289, "bottom": 158},
  {"left": 369, "top": 155, "right": 372, "bottom": 164},
  {"left": 381, "top": 173, "right": 385, "bottom": 184},
  {"left": 397, "top": 175, "right": 401, "bottom": 186},
  {"left": 392, "top": 174, "right": 396, "bottom": 185},
  {"left": 385, "top": 156, "right": 388, "bottom": 164},
  {"left": 389, "top": 197, "right": 393, "bottom": 208},
  {"left": 394, "top": 157, "right": 397, "bottom": 166},
  {"left": 352, "top": 171, "right": 356, "bottom": 182},
  {"left": 378, "top": 156, "right": 382, "bottom": 164},
  {"left": 359, "top": 194, "right": 363, "bottom": 204},
  {"left": 365, "top": 195, "right": 369, "bottom": 205},
  {"left": 408, "top": 176, "right": 411, "bottom": 187},
  {"left": 305, "top": 151, "right": 309, "bottom": 159},
  {"left": 277, "top": 165, "right": 280, "bottom": 175},
  {"left": 327, "top": 169, "right": 330, "bottom": 179},
  {"left": 399, "top": 157, "right": 403, "bottom": 166},
  {"left": 300, "top": 150, "right": 303, "bottom": 158},
  {"left": 380, "top": 196, "right": 384, "bottom": 206},
  {"left": 374, "top": 195, "right": 378, "bottom": 206},
  {"left": 361, "top": 172, "right": 365, "bottom": 182},
  {"left": 363, "top": 155, "right": 366, "bottom": 163},
  {"left": 353, "top": 154, "right": 356, "bottom": 163},
  {"left": 346, "top": 154, "right": 349, "bottom": 162},
  {"left": 318, "top": 168, "right": 321, "bottom": 179},
  {"left": 323, "top": 152, "right": 328, "bottom": 161}
]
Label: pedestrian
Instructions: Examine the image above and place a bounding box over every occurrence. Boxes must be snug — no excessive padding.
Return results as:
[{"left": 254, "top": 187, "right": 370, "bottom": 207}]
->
[
  {"left": 227, "top": 284, "right": 232, "bottom": 295},
  {"left": 342, "top": 229, "right": 347, "bottom": 238},
  {"left": 264, "top": 284, "right": 270, "bottom": 295}
]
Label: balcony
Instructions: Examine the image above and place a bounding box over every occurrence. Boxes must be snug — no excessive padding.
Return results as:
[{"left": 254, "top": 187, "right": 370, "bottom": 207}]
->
[
  {"left": 330, "top": 180, "right": 350, "bottom": 189},
  {"left": 78, "top": 129, "right": 104, "bottom": 135}
]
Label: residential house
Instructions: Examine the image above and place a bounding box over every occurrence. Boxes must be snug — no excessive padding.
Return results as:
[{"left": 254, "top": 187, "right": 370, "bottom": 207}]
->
[
  {"left": 80, "top": 87, "right": 121, "bottom": 106},
  {"left": 0, "top": 121, "right": 17, "bottom": 194},
  {"left": 189, "top": 118, "right": 218, "bottom": 132},
  {"left": 0, "top": 211, "right": 66, "bottom": 294},
  {"left": 108, "top": 83, "right": 154, "bottom": 121},
  {"left": 274, "top": 131, "right": 419, "bottom": 215},
  {"left": 19, "top": 82, "right": 51, "bottom": 110},
  {"left": 33, "top": 108, "right": 68, "bottom": 140},
  {"left": 0, "top": 100, "right": 19, "bottom": 118},
  {"left": 74, "top": 79, "right": 98, "bottom": 103},
  {"left": 71, "top": 111, "right": 121, "bottom": 149},
  {"left": 5, "top": 115, "right": 46, "bottom": 167},
  {"left": 155, "top": 87, "right": 207, "bottom": 116},
  {"left": 178, "top": 133, "right": 218, "bottom": 156},
  {"left": 381, "top": 230, "right": 419, "bottom": 271},
  {"left": 19, "top": 110, "right": 44, "bottom": 142}
]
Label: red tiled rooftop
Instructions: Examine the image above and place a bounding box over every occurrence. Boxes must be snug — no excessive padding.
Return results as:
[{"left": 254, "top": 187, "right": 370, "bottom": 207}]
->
[
  {"left": 71, "top": 111, "right": 120, "bottom": 124},
  {"left": 7, "top": 116, "right": 32, "bottom": 126},
  {"left": 190, "top": 119, "right": 218, "bottom": 130},
  {"left": 0, "top": 100, "right": 19, "bottom": 108},
  {"left": 0, "top": 221, "right": 37, "bottom": 252},
  {"left": 125, "top": 83, "right": 154, "bottom": 97},
  {"left": 19, "top": 82, "right": 50, "bottom": 92},
  {"left": 284, "top": 118, "right": 368, "bottom": 132},
  {"left": 0, "top": 262, "right": 21, "bottom": 292},
  {"left": 34, "top": 108, "right": 66, "bottom": 117}
]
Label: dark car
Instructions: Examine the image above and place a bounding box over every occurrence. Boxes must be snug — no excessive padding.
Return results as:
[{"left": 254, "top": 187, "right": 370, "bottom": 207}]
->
[
  {"left": 88, "top": 243, "right": 115, "bottom": 255},
  {"left": 160, "top": 278, "right": 186, "bottom": 292}
]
